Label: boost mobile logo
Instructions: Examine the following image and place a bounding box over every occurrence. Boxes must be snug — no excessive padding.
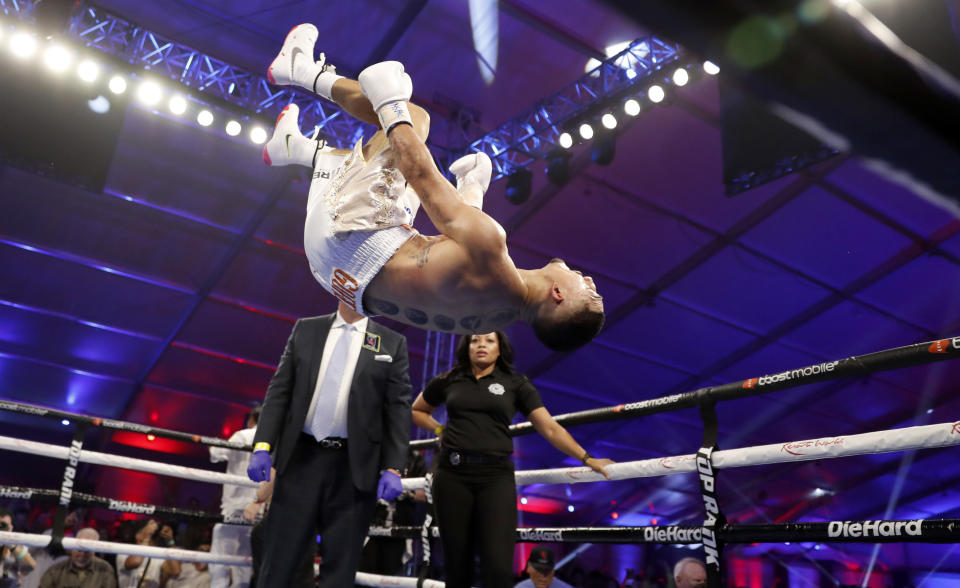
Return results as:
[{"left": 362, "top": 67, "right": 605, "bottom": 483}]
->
[
  {"left": 519, "top": 529, "right": 564, "bottom": 542},
  {"left": 928, "top": 337, "right": 960, "bottom": 353},
  {"left": 746, "top": 361, "right": 839, "bottom": 388},
  {"left": 827, "top": 520, "right": 923, "bottom": 538}
]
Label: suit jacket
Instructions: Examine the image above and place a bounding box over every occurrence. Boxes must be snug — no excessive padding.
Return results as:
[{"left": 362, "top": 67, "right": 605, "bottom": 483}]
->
[{"left": 254, "top": 314, "right": 412, "bottom": 492}]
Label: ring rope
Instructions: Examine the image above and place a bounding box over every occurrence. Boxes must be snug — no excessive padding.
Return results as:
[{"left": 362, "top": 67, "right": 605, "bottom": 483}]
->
[
  {"left": 410, "top": 335, "right": 960, "bottom": 448},
  {"left": 401, "top": 419, "right": 960, "bottom": 490},
  {"left": 0, "top": 435, "right": 256, "bottom": 487},
  {"left": 0, "top": 485, "right": 244, "bottom": 524},
  {"left": 0, "top": 531, "right": 250, "bottom": 566}
]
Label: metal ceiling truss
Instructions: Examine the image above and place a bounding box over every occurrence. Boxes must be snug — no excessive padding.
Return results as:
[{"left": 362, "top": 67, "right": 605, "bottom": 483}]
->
[
  {"left": 471, "top": 37, "right": 683, "bottom": 181},
  {"left": 5, "top": 0, "right": 683, "bottom": 177}
]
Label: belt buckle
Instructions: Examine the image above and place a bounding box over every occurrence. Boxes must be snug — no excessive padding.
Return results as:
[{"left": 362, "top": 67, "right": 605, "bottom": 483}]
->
[
  {"left": 321, "top": 438, "right": 343, "bottom": 449},
  {"left": 449, "top": 452, "right": 461, "bottom": 466}
]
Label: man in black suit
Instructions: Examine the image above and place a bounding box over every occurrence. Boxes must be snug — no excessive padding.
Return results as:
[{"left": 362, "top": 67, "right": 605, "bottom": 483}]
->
[{"left": 247, "top": 301, "right": 412, "bottom": 587}]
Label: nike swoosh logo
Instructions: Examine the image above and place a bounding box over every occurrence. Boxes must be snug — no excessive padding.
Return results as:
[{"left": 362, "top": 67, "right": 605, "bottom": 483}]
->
[
  {"left": 285, "top": 134, "right": 293, "bottom": 157},
  {"left": 290, "top": 46, "right": 304, "bottom": 77}
]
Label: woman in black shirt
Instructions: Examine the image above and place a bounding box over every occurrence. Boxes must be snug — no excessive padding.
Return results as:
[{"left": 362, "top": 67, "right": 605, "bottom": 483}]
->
[{"left": 412, "top": 331, "right": 613, "bottom": 588}]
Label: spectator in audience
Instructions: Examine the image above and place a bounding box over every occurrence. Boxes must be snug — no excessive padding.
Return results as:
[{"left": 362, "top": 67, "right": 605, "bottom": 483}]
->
[
  {"left": 115, "top": 520, "right": 178, "bottom": 588},
  {"left": 514, "top": 546, "right": 573, "bottom": 588},
  {"left": 164, "top": 544, "right": 212, "bottom": 588},
  {"left": 1, "top": 506, "right": 36, "bottom": 587},
  {"left": 38, "top": 528, "right": 116, "bottom": 588},
  {"left": 673, "top": 558, "right": 706, "bottom": 588}
]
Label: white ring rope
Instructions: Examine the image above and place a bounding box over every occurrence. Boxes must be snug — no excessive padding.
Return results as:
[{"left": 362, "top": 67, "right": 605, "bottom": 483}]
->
[
  {"left": 355, "top": 572, "right": 449, "bottom": 587},
  {"left": 400, "top": 420, "right": 960, "bottom": 490},
  {"left": 0, "top": 531, "right": 250, "bottom": 566},
  {"left": 0, "top": 435, "right": 256, "bottom": 487}
]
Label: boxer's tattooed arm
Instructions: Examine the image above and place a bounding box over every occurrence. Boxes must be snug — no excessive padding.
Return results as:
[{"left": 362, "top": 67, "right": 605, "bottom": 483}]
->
[
  {"left": 407, "top": 241, "right": 436, "bottom": 269},
  {"left": 368, "top": 297, "right": 400, "bottom": 316}
]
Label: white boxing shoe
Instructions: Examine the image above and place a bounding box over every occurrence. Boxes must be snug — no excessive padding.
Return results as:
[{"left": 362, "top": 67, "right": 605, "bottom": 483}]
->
[
  {"left": 262, "top": 103, "right": 328, "bottom": 168},
  {"left": 267, "top": 23, "right": 342, "bottom": 99}
]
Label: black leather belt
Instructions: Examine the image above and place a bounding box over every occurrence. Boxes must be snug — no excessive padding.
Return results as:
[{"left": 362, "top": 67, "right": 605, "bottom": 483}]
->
[
  {"left": 444, "top": 450, "right": 508, "bottom": 466},
  {"left": 319, "top": 437, "right": 347, "bottom": 449}
]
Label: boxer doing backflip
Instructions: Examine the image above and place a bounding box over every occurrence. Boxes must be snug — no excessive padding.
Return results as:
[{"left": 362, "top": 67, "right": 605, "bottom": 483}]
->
[{"left": 263, "top": 24, "right": 604, "bottom": 350}]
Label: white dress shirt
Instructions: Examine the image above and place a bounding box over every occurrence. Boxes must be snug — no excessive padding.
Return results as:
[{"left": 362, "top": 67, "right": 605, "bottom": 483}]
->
[
  {"left": 209, "top": 426, "right": 257, "bottom": 516},
  {"left": 303, "top": 311, "right": 369, "bottom": 439}
]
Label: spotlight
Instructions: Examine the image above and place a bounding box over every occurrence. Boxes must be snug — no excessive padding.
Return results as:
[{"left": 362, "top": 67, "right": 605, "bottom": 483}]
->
[
  {"left": 43, "top": 44, "right": 72, "bottom": 72},
  {"left": 505, "top": 168, "right": 533, "bottom": 205},
  {"left": 590, "top": 136, "right": 616, "bottom": 166},
  {"left": 137, "top": 80, "right": 162, "bottom": 106},
  {"left": 647, "top": 84, "right": 665, "bottom": 103},
  {"left": 601, "top": 113, "right": 617, "bottom": 130},
  {"left": 624, "top": 99, "right": 641, "bottom": 116},
  {"left": 567, "top": 505, "right": 575, "bottom": 512},
  {"left": 108, "top": 75, "right": 127, "bottom": 94},
  {"left": 611, "top": 512, "right": 619, "bottom": 520},
  {"left": 225, "top": 120, "right": 242, "bottom": 136},
  {"left": 87, "top": 95, "right": 110, "bottom": 114},
  {"left": 168, "top": 95, "right": 187, "bottom": 115},
  {"left": 10, "top": 32, "right": 37, "bottom": 58},
  {"left": 77, "top": 59, "right": 99, "bottom": 82},
  {"left": 558, "top": 132, "right": 573, "bottom": 149},
  {"left": 703, "top": 60, "right": 720, "bottom": 75},
  {"left": 197, "top": 109, "right": 214, "bottom": 126},
  {"left": 147, "top": 434, "right": 156, "bottom": 441},
  {"left": 672, "top": 67, "right": 689, "bottom": 86},
  {"left": 545, "top": 149, "right": 571, "bottom": 185},
  {"left": 250, "top": 126, "right": 268, "bottom": 144},
  {"left": 520, "top": 497, "right": 528, "bottom": 505},
  {"left": 926, "top": 408, "right": 933, "bottom": 414},
  {"left": 60, "top": 419, "right": 70, "bottom": 426},
  {"left": 578, "top": 123, "right": 594, "bottom": 140}
]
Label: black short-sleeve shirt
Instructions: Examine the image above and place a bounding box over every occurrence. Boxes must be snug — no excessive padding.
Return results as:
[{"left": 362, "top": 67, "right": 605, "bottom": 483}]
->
[{"left": 422, "top": 366, "right": 543, "bottom": 456}]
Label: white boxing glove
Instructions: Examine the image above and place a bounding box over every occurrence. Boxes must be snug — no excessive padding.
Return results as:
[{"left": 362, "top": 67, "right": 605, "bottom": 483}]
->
[
  {"left": 358, "top": 61, "right": 413, "bottom": 132},
  {"left": 449, "top": 152, "right": 492, "bottom": 209}
]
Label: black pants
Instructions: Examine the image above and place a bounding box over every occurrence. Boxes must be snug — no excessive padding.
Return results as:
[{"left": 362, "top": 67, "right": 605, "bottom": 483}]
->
[
  {"left": 258, "top": 434, "right": 376, "bottom": 588},
  {"left": 251, "top": 518, "right": 314, "bottom": 588},
  {"left": 433, "top": 461, "right": 516, "bottom": 588}
]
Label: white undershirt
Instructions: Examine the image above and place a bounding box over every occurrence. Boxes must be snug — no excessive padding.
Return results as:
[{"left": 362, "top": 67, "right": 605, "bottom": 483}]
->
[{"left": 303, "top": 311, "right": 368, "bottom": 439}]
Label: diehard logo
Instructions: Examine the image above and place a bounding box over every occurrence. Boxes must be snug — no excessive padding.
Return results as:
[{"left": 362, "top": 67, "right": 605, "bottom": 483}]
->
[
  {"left": 107, "top": 499, "right": 155, "bottom": 515},
  {"left": 643, "top": 527, "right": 702, "bottom": 543},
  {"left": 518, "top": 529, "right": 564, "bottom": 542},
  {"left": 331, "top": 269, "right": 360, "bottom": 311},
  {"left": 0, "top": 488, "right": 32, "bottom": 499},
  {"left": 488, "top": 383, "right": 505, "bottom": 396},
  {"left": 827, "top": 520, "right": 923, "bottom": 538},
  {"left": 781, "top": 437, "right": 844, "bottom": 456},
  {"left": 951, "top": 421, "right": 960, "bottom": 435}
]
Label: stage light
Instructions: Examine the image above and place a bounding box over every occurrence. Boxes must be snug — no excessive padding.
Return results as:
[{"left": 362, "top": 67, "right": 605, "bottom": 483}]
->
[
  {"left": 197, "top": 109, "right": 214, "bottom": 126},
  {"left": 108, "top": 75, "right": 127, "bottom": 95},
  {"left": 558, "top": 132, "right": 573, "bottom": 149},
  {"left": 601, "top": 113, "right": 617, "bottom": 129},
  {"left": 520, "top": 497, "right": 528, "bottom": 505},
  {"left": 567, "top": 505, "right": 575, "bottom": 512},
  {"left": 505, "top": 168, "right": 533, "bottom": 205},
  {"left": 147, "top": 435, "right": 156, "bottom": 441},
  {"left": 578, "top": 123, "right": 594, "bottom": 140},
  {"left": 137, "top": 80, "right": 162, "bottom": 106},
  {"left": 926, "top": 408, "right": 933, "bottom": 414},
  {"left": 624, "top": 99, "right": 641, "bottom": 116},
  {"left": 61, "top": 419, "right": 70, "bottom": 426},
  {"left": 87, "top": 95, "right": 110, "bottom": 114},
  {"left": 43, "top": 44, "right": 72, "bottom": 72},
  {"left": 250, "top": 126, "right": 267, "bottom": 144},
  {"left": 590, "top": 136, "right": 616, "bottom": 166},
  {"left": 625, "top": 68, "right": 637, "bottom": 80},
  {"left": 225, "top": 120, "right": 242, "bottom": 136},
  {"left": 168, "top": 95, "right": 187, "bottom": 115},
  {"left": 77, "top": 59, "right": 99, "bottom": 82},
  {"left": 10, "top": 32, "right": 37, "bottom": 59},
  {"left": 611, "top": 512, "right": 619, "bottom": 520},
  {"left": 648, "top": 84, "right": 665, "bottom": 103},
  {"left": 703, "top": 60, "right": 720, "bottom": 75},
  {"left": 672, "top": 67, "right": 689, "bottom": 86}
]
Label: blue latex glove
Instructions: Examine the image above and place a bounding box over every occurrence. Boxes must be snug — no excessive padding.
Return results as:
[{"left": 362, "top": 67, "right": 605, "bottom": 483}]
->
[
  {"left": 247, "top": 450, "right": 272, "bottom": 482},
  {"left": 376, "top": 470, "right": 403, "bottom": 502}
]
